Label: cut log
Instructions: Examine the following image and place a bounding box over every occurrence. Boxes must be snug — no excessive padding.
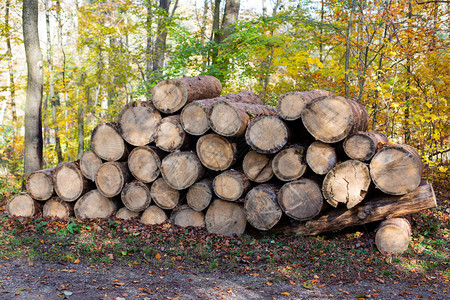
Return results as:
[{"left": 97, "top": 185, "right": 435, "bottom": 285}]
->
[
  {"left": 277, "top": 90, "right": 330, "bottom": 121},
  {"left": 26, "top": 168, "right": 54, "bottom": 201},
  {"left": 272, "top": 145, "right": 307, "bottom": 181},
  {"left": 376, "top": 218, "right": 411, "bottom": 254},
  {"left": 196, "top": 134, "right": 237, "bottom": 171},
  {"left": 209, "top": 102, "right": 278, "bottom": 137},
  {"left": 95, "top": 162, "right": 131, "bottom": 198},
  {"left": 306, "top": 141, "right": 337, "bottom": 175},
  {"left": 151, "top": 75, "right": 222, "bottom": 114},
  {"left": 6, "top": 194, "right": 42, "bottom": 218},
  {"left": 91, "top": 123, "right": 129, "bottom": 161},
  {"left": 370, "top": 144, "right": 424, "bottom": 195},
  {"left": 272, "top": 181, "right": 436, "bottom": 235},
  {"left": 245, "top": 116, "right": 289, "bottom": 154},
  {"left": 186, "top": 179, "right": 213, "bottom": 211},
  {"left": 213, "top": 170, "right": 251, "bottom": 202},
  {"left": 205, "top": 199, "right": 247, "bottom": 236},
  {"left": 121, "top": 181, "right": 152, "bottom": 212},
  {"left": 43, "top": 197, "right": 73, "bottom": 219},
  {"left": 150, "top": 177, "right": 180, "bottom": 210},
  {"left": 343, "top": 131, "right": 388, "bottom": 161},
  {"left": 116, "top": 100, "right": 162, "bottom": 146},
  {"left": 278, "top": 178, "right": 324, "bottom": 221},
  {"left": 74, "top": 189, "right": 118, "bottom": 220},
  {"left": 244, "top": 184, "right": 282, "bottom": 231},
  {"left": 128, "top": 146, "right": 164, "bottom": 183},
  {"left": 153, "top": 115, "right": 189, "bottom": 152},
  {"left": 322, "top": 160, "right": 371, "bottom": 209},
  {"left": 80, "top": 150, "right": 103, "bottom": 181},
  {"left": 301, "top": 96, "right": 369, "bottom": 143},
  {"left": 141, "top": 205, "right": 167, "bottom": 225},
  {"left": 180, "top": 91, "right": 262, "bottom": 135},
  {"left": 161, "top": 151, "right": 205, "bottom": 190},
  {"left": 242, "top": 150, "right": 274, "bottom": 183},
  {"left": 170, "top": 205, "right": 205, "bottom": 227},
  {"left": 53, "top": 161, "right": 90, "bottom": 202},
  {"left": 115, "top": 207, "right": 140, "bottom": 220}
]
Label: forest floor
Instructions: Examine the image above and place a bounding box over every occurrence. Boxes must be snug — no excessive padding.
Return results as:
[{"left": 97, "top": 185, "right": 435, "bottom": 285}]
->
[{"left": 0, "top": 183, "right": 448, "bottom": 299}]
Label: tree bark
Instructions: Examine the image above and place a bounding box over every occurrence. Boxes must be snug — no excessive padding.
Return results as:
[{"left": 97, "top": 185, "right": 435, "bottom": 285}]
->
[
  {"left": 344, "top": 0, "right": 357, "bottom": 98},
  {"left": 5, "top": 0, "right": 17, "bottom": 138},
  {"left": 153, "top": 0, "right": 171, "bottom": 73},
  {"left": 220, "top": 0, "right": 240, "bottom": 42}
]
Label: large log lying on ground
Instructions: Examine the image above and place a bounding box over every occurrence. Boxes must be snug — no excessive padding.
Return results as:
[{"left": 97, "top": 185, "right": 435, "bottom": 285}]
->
[
  {"left": 277, "top": 90, "right": 330, "bottom": 121},
  {"left": 141, "top": 205, "right": 167, "bottom": 225},
  {"left": 91, "top": 123, "right": 129, "bottom": 161},
  {"left": 375, "top": 218, "right": 412, "bottom": 254},
  {"left": 343, "top": 131, "right": 388, "bottom": 161},
  {"left": 150, "top": 177, "right": 180, "bottom": 210},
  {"left": 242, "top": 150, "right": 274, "bottom": 183},
  {"left": 6, "top": 194, "right": 42, "bottom": 218},
  {"left": 43, "top": 197, "right": 73, "bottom": 219},
  {"left": 121, "top": 181, "right": 152, "bottom": 212},
  {"left": 245, "top": 116, "right": 289, "bottom": 154},
  {"left": 80, "top": 150, "right": 103, "bottom": 181},
  {"left": 26, "top": 168, "right": 54, "bottom": 201},
  {"left": 244, "top": 184, "right": 282, "bottom": 231},
  {"left": 213, "top": 169, "right": 251, "bottom": 201},
  {"left": 205, "top": 199, "right": 247, "bottom": 236},
  {"left": 170, "top": 205, "right": 205, "bottom": 228},
  {"left": 53, "top": 161, "right": 90, "bottom": 202},
  {"left": 272, "top": 145, "right": 307, "bottom": 181},
  {"left": 128, "top": 146, "right": 164, "bottom": 183},
  {"left": 161, "top": 151, "right": 205, "bottom": 190},
  {"left": 196, "top": 134, "right": 237, "bottom": 171},
  {"left": 186, "top": 179, "right": 213, "bottom": 211},
  {"left": 74, "top": 190, "right": 118, "bottom": 220},
  {"left": 153, "top": 115, "right": 189, "bottom": 152},
  {"left": 306, "top": 141, "right": 337, "bottom": 175},
  {"left": 95, "top": 162, "right": 131, "bottom": 198}
]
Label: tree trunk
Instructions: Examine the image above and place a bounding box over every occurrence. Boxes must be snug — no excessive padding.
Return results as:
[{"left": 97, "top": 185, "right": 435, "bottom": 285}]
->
[
  {"left": 6, "top": 194, "right": 42, "bottom": 218},
  {"left": 277, "top": 90, "right": 330, "bottom": 121},
  {"left": 170, "top": 205, "right": 205, "bottom": 227},
  {"left": 121, "top": 181, "right": 152, "bottom": 212},
  {"left": 205, "top": 199, "right": 247, "bottom": 236},
  {"left": 161, "top": 152, "right": 205, "bottom": 190},
  {"left": 343, "top": 131, "right": 388, "bottom": 161},
  {"left": 91, "top": 123, "right": 129, "bottom": 162},
  {"left": 344, "top": 0, "right": 357, "bottom": 98},
  {"left": 128, "top": 146, "right": 165, "bottom": 183},
  {"left": 153, "top": 115, "right": 189, "bottom": 152},
  {"left": 74, "top": 190, "right": 118, "bottom": 220},
  {"left": 145, "top": 0, "right": 153, "bottom": 100},
  {"left": 26, "top": 168, "right": 55, "bottom": 201},
  {"left": 186, "top": 179, "right": 213, "bottom": 211},
  {"left": 150, "top": 177, "right": 180, "bottom": 209},
  {"left": 115, "top": 207, "right": 140, "bottom": 220},
  {"left": 245, "top": 116, "right": 289, "bottom": 154},
  {"left": 210, "top": 0, "right": 221, "bottom": 65},
  {"left": 79, "top": 150, "right": 103, "bottom": 182},
  {"left": 141, "top": 205, "right": 167, "bottom": 225},
  {"left": 220, "top": 0, "right": 240, "bottom": 42},
  {"left": 244, "top": 184, "right": 282, "bottom": 231},
  {"left": 196, "top": 134, "right": 238, "bottom": 171},
  {"left": 43, "top": 197, "right": 74, "bottom": 219},
  {"left": 5, "top": 0, "right": 18, "bottom": 138},
  {"left": 272, "top": 145, "right": 307, "bottom": 181},
  {"left": 53, "top": 161, "right": 90, "bottom": 202},
  {"left": 242, "top": 150, "right": 274, "bottom": 183},
  {"left": 306, "top": 141, "right": 337, "bottom": 175},
  {"left": 213, "top": 169, "right": 250, "bottom": 201},
  {"left": 375, "top": 218, "right": 411, "bottom": 254},
  {"left": 95, "top": 162, "right": 131, "bottom": 198},
  {"left": 153, "top": 0, "right": 171, "bottom": 73}
]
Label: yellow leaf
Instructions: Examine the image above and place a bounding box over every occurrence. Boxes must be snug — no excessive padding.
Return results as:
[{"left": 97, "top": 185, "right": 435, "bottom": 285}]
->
[
  {"left": 307, "top": 57, "right": 314, "bottom": 65},
  {"left": 280, "top": 292, "right": 290, "bottom": 296},
  {"left": 155, "top": 253, "right": 162, "bottom": 259},
  {"left": 266, "top": 281, "right": 273, "bottom": 286},
  {"left": 314, "top": 275, "right": 319, "bottom": 279}
]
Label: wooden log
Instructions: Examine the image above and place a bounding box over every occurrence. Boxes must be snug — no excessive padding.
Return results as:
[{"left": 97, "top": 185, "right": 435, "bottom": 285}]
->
[
  {"left": 115, "top": 207, "right": 140, "bottom": 220},
  {"left": 128, "top": 146, "right": 164, "bottom": 183},
  {"left": 209, "top": 102, "right": 278, "bottom": 137},
  {"left": 153, "top": 115, "right": 189, "bottom": 152},
  {"left": 375, "top": 218, "right": 412, "bottom": 254},
  {"left": 245, "top": 116, "right": 290, "bottom": 154},
  {"left": 26, "top": 168, "right": 54, "bottom": 201},
  {"left": 370, "top": 144, "right": 424, "bottom": 195},
  {"left": 80, "top": 150, "right": 103, "bottom": 181},
  {"left": 151, "top": 75, "right": 222, "bottom": 114},
  {"left": 301, "top": 96, "right": 369, "bottom": 143},
  {"left": 53, "top": 161, "right": 90, "bottom": 202},
  {"left": 306, "top": 141, "right": 337, "bottom": 175},
  {"left": 170, "top": 205, "right": 205, "bottom": 228},
  {"left": 196, "top": 133, "right": 237, "bottom": 171},
  {"left": 121, "top": 181, "right": 152, "bottom": 212},
  {"left": 278, "top": 178, "right": 324, "bottom": 221},
  {"left": 6, "top": 194, "right": 42, "bottom": 218},
  {"left": 277, "top": 90, "right": 331, "bottom": 121},
  {"left": 343, "top": 131, "right": 388, "bottom": 161},
  {"left": 43, "top": 197, "right": 73, "bottom": 219},
  {"left": 161, "top": 151, "right": 205, "bottom": 190},
  {"left": 272, "top": 181, "right": 436, "bottom": 235},
  {"left": 322, "top": 160, "right": 371, "bottom": 209},
  {"left": 141, "top": 205, "right": 167, "bottom": 225},
  {"left": 213, "top": 169, "right": 251, "bottom": 202},
  {"left": 91, "top": 123, "right": 129, "bottom": 161},
  {"left": 95, "top": 162, "right": 131, "bottom": 198},
  {"left": 272, "top": 144, "right": 307, "bottom": 181},
  {"left": 74, "top": 189, "right": 118, "bottom": 220},
  {"left": 150, "top": 177, "right": 180, "bottom": 210},
  {"left": 242, "top": 150, "right": 274, "bottom": 183},
  {"left": 205, "top": 199, "right": 247, "bottom": 236},
  {"left": 116, "top": 100, "right": 162, "bottom": 146},
  {"left": 180, "top": 91, "right": 262, "bottom": 136},
  {"left": 244, "top": 184, "right": 282, "bottom": 231},
  {"left": 186, "top": 179, "right": 213, "bottom": 211}
]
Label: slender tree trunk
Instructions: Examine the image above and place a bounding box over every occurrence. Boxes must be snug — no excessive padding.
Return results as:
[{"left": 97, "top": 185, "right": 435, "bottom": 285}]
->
[
  {"left": 404, "top": 0, "right": 412, "bottom": 144},
  {"left": 5, "top": 0, "right": 17, "bottom": 138},
  {"left": 319, "top": 0, "right": 324, "bottom": 63},
  {"left": 77, "top": 87, "right": 85, "bottom": 158},
  {"left": 211, "top": 0, "right": 221, "bottom": 65},
  {"left": 146, "top": 0, "right": 153, "bottom": 100},
  {"left": 153, "top": 0, "right": 172, "bottom": 73},
  {"left": 200, "top": 0, "right": 209, "bottom": 71},
  {"left": 344, "top": 0, "right": 357, "bottom": 98},
  {"left": 220, "top": 0, "right": 240, "bottom": 42}
]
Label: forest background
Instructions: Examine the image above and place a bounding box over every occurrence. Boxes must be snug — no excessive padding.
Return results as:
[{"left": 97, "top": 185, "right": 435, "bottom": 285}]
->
[{"left": 0, "top": 0, "right": 448, "bottom": 192}]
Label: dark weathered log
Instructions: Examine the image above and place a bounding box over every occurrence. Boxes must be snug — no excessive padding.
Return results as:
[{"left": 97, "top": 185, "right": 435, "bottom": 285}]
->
[
  {"left": 95, "top": 162, "right": 131, "bottom": 198},
  {"left": 80, "top": 150, "right": 103, "bottom": 181},
  {"left": 196, "top": 134, "right": 237, "bottom": 171},
  {"left": 242, "top": 150, "right": 274, "bottom": 183},
  {"left": 272, "top": 145, "right": 307, "bottom": 181},
  {"left": 375, "top": 218, "right": 411, "bottom": 254},
  {"left": 121, "top": 181, "right": 152, "bottom": 212},
  {"left": 343, "top": 131, "right": 388, "bottom": 161},
  {"left": 141, "top": 205, "right": 167, "bottom": 225},
  {"left": 322, "top": 160, "right": 371, "bottom": 209},
  {"left": 43, "top": 197, "right": 73, "bottom": 219},
  {"left": 180, "top": 91, "right": 262, "bottom": 135},
  {"left": 277, "top": 90, "right": 330, "bottom": 121},
  {"left": 170, "top": 205, "right": 205, "bottom": 228},
  {"left": 153, "top": 115, "right": 189, "bottom": 152},
  {"left": 209, "top": 102, "right": 278, "bottom": 137},
  {"left": 128, "top": 146, "right": 164, "bottom": 183},
  {"left": 115, "top": 207, "right": 140, "bottom": 220},
  {"left": 244, "top": 184, "right": 282, "bottom": 231},
  {"left": 116, "top": 101, "right": 162, "bottom": 146},
  {"left": 186, "top": 179, "right": 213, "bottom": 211},
  {"left": 301, "top": 96, "right": 369, "bottom": 143},
  {"left": 370, "top": 144, "right": 423, "bottom": 195},
  {"left": 213, "top": 169, "right": 251, "bottom": 202},
  {"left": 245, "top": 116, "right": 289, "bottom": 154},
  {"left": 205, "top": 199, "right": 247, "bottom": 236},
  {"left": 150, "top": 177, "right": 180, "bottom": 210},
  {"left": 91, "top": 123, "right": 129, "bottom": 161},
  {"left": 151, "top": 75, "right": 222, "bottom": 114},
  {"left": 161, "top": 151, "right": 205, "bottom": 190},
  {"left": 74, "top": 189, "right": 118, "bottom": 220},
  {"left": 26, "top": 168, "right": 54, "bottom": 201},
  {"left": 53, "top": 161, "right": 90, "bottom": 202},
  {"left": 278, "top": 178, "right": 324, "bottom": 221},
  {"left": 305, "top": 141, "right": 337, "bottom": 175},
  {"left": 6, "top": 193, "right": 42, "bottom": 218}
]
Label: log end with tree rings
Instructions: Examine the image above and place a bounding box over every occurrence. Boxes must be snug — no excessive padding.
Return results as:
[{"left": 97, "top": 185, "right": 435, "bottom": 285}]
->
[
  {"left": 43, "top": 197, "right": 73, "bottom": 219},
  {"left": 53, "top": 161, "right": 89, "bottom": 202},
  {"left": 80, "top": 150, "right": 103, "bottom": 181},
  {"left": 186, "top": 179, "right": 213, "bottom": 211},
  {"left": 375, "top": 218, "right": 411, "bottom": 254},
  {"left": 95, "top": 162, "right": 130, "bottom": 198},
  {"left": 196, "top": 133, "right": 237, "bottom": 171},
  {"left": 278, "top": 178, "right": 323, "bottom": 221},
  {"left": 272, "top": 145, "right": 307, "bottom": 181},
  {"left": 170, "top": 205, "right": 205, "bottom": 228},
  {"left": 161, "top": 151, "right": 205, "bottom": 190},
  {"left": 26, "top": 168, "right": 54, "bottom": 201},
  {"left": 213, "top": 170, "right": 250, "bottom": 202},
  {"left": 90, "top": 123, "right": 128, "bottom": 162},
  {"left": 117, "top": 101, "right": 162, "bottom": 146},
  {"left": 128, "top": 146, "right": 162, "bottom": 183},
  {"left": 74, "top": 190, "right": 117, "bottom": 220},
  {"left": 242, "top": 150, "right": 274, "bottom": 183},
  {"left": 343, "top": 131, "right": 389, "bottom": 161},
  {"left": 370, "top": 144, "right": 424, "bottom": 195},
  {"left": 6, "top": 194, "right": 41, "bottom": 218},
  {"left": 121, "top": 181, "right": 152, "bottom": 212},
  {"left": 150, "top": 177, "right": 180, "bottom": 210},
  {"left": 180, "top": 101, "right": 210, "bottom": 136},
  {"left": 141, "top": 205, "right": 167, "bottom": 225},
  {"left": 277, "top": 90, "right": 330, "bottom": 121},
  {"left": 322, "top": 160, "right": 371, "bottom": 209},
  {"left": 205, "top": 199, "right": 247, "bottom": 236},
  {"left": 244, "top": 184, "right": 282, "bottom": 231},
  {"left": 115, "top": 207, "right": 140, "bottom": 220},
  {"left": 306, "top": 141, "right": 337, "bottom": 175},
  {"left": 245, "top": 116, "right": 289, "bottom": 154},
  {"left": 153, "top": 115, "right": 188, "bottom": 152},
  {"left": 208, "top": 101, "right": 245, "bottom": 137}
]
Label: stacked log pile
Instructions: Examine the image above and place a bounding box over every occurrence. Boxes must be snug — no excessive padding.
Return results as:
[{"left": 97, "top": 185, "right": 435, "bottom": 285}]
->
[{"left": 7, "top": 75, "right": 437, "bottom": 254}]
